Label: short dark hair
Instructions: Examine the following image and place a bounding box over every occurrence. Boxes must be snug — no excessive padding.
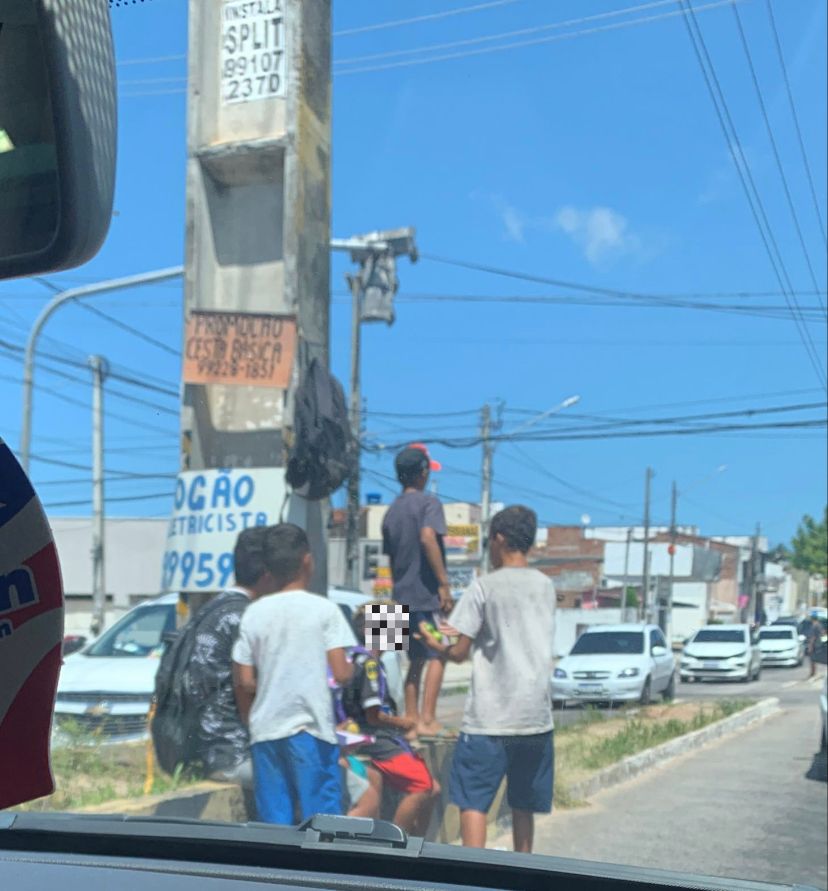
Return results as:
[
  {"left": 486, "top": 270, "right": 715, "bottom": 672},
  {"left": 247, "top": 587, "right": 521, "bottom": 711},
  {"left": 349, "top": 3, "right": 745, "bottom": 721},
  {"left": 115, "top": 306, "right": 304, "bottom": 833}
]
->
[
  {"left": 233, "top": 527, "right": 269, "bottom": 587},
  {"left": 262, "top": 523, "right": 310, "bottom": 589},
  {"left": 395, "top": 447, "right": 429, "bottom": 487},
  {"left": 489, "top": 505, "right": 537, "bottom": 553}
]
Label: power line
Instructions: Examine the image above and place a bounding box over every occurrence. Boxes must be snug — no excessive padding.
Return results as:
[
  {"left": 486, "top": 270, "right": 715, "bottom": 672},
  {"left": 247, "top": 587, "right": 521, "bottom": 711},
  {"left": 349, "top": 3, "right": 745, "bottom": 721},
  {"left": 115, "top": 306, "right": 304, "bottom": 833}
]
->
[
  {"left": 334, "top": 0, "right": 680, "bottom": 67},
  {"left": 335, "top": 0, "right": 734, "bottom": 76},
  {"left": 388, "top": 290, "right": 826, "bottom": 321},
  {"left": 44, "top": 491, "right": 174, "bottom": 510},
  {"left": 116, "top": 53, "right": 186, "bottom": 66},
  {"left": 333, "top": 0, "right": 521, "bottom": 38},
  {"left": 74, "top": 301, "right": 180, "bottom": 357},
  {"left": 365, "top": 408, "right": 481, "bottom": 419},
  {"left": 33, "top": 473, "right": 177, "bottom": 488},
  {"left": 678, "top": 0, "right": 826, "bottom": 390},
  {"left": 765, "top": 0, "right": 827, "bottom": 247},
  {"left": 730, "top": 1, "right": 825, "bottom": 313}
]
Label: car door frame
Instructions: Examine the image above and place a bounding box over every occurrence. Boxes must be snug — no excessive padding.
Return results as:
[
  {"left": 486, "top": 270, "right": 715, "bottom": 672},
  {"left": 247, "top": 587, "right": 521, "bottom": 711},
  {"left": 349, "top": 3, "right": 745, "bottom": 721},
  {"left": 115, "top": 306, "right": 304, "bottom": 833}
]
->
[{"left": 648, "top": 627, "right": 672, "bottom": 692}]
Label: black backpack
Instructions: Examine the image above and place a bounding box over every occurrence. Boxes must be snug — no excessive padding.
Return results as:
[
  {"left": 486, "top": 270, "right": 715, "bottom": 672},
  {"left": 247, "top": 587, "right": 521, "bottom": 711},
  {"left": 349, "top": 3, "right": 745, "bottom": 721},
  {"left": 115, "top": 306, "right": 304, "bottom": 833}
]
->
[
  {"left": 286, "top": 357, "right": 352, "bottom": 500},
  {"left": 151, "top": 592, "right": 247, "bottom": 776}
]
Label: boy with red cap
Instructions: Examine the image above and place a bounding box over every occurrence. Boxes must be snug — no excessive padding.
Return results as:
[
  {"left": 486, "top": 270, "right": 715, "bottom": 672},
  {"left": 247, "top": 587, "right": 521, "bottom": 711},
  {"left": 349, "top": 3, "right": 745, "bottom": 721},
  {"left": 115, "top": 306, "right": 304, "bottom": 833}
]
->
[{"left": 381, "top": 443, "right": 453, "bottom": 739}]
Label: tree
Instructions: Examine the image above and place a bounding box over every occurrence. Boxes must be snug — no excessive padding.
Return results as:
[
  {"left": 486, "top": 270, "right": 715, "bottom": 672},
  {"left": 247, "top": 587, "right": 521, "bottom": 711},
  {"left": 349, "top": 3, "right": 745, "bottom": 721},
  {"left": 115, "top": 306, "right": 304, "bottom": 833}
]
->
[{"left": 790, "top": 507, "right": 828, "bottom": 578}]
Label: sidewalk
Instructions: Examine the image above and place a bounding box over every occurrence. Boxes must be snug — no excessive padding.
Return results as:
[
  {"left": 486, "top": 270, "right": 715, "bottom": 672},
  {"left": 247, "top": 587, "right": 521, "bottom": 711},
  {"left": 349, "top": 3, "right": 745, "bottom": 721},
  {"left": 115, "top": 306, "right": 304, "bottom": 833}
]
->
[{"left": 441, "top": 659, "right": 472, "bottom": 692}]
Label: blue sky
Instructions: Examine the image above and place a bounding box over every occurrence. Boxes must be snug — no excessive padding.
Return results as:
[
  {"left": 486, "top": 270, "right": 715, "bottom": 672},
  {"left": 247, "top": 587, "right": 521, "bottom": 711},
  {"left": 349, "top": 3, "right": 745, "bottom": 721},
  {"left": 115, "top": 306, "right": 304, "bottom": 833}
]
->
[{"left": 1, "top": 0, "right": 826, "bottom": 545}]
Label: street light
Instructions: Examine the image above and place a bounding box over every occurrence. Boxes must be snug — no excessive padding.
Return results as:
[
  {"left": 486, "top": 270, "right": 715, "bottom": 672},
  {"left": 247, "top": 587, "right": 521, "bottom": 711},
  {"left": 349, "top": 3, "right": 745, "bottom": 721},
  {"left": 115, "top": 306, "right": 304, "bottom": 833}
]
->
[
  {"left": 504, "top": 395, "right": 581, "bottom": 439},
  {"left": 331, "top": 229, "right": 418, "bottom": 590},
  {"left": 480, "top": 394, "right": 581, "bottom": 571}
]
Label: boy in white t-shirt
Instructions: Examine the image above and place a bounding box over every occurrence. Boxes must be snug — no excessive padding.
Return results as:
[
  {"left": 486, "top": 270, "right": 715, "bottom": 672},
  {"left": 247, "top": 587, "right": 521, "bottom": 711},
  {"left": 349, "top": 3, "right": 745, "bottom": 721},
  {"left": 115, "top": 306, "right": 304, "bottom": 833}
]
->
[
  {"left": 420, "top": 505, "right": 556, "bottom": 853},
  {"left": 232, "top": 523, "right": 356, "bottom": 824}
]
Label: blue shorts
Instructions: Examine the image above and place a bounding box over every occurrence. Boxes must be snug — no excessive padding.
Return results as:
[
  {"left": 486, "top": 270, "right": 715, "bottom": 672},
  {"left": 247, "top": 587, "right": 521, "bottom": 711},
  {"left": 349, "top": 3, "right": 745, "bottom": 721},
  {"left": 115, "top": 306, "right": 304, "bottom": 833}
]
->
[
  {"left": 449, "top": 731, "right": 554, "bottom": 814},
  {"left": 251, "top": 731, "right": 342, "bottom": 825},
  {"left": 407, "top": 609, "right": 440, "bottom": 662}
]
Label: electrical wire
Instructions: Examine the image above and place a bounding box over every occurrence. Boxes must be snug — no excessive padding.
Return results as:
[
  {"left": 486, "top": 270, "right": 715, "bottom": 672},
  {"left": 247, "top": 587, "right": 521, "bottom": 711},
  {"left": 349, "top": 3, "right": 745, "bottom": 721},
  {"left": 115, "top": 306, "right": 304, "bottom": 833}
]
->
[
  {"left": 44, "top": 491, "right": 174, "bottom": 510},
  {"left": 334, "top": 0, "right": 681, "bottom": 67},
  {"left": 75, "top": 302, "right": 180, "bottom": 357},
  {"left": 765, "top": 0, "right": 827, "bottom": 247},
  {"left": 333, "top": 0, "right": 522, "bottom": 38},
  {"left": 730, "top": 1, "right": 825, "bottom": 313},
  {"left": 678, "top": 0, "right": 826, "bottom": 390},
  {"left": 335, "top": 0, "right": 735, "bottom": 76}
]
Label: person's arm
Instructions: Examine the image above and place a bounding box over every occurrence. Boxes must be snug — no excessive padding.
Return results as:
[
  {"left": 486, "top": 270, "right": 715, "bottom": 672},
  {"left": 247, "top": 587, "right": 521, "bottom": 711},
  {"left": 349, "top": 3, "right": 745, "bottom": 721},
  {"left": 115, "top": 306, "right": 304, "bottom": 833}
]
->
[
  {"left": 328, "top": 646, "right": 353, "bottom": 685},
  {"left": 420, "top": 497, "right": 452, "bottom": 611},
  {"left": 232, "top": 661, "right": 256, "bottom": 726},
  {"left": 418, "top": 626, "right": 474, "bottom": 663},
  {"left": 363, "top": 704, "right": 416, "bottom": 732}
]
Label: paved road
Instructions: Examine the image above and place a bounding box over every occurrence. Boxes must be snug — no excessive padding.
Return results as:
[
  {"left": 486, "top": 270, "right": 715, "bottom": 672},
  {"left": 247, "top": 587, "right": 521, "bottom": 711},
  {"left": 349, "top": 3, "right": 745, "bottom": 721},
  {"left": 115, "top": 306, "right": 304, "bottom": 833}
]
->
[
  {"left": 486, "top": 671, "right": 827, "bottom": 889},
  {"left": 436, "top": 662, "right": 818, "bottom": 730}
]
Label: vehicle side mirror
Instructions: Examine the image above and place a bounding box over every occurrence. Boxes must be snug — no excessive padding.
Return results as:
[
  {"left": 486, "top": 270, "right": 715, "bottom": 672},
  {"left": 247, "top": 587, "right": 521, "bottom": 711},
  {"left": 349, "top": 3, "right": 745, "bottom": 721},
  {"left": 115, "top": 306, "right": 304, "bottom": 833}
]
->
[
  {"left": 0, "top": 0, "right": 116, "bottom": 281},
  {"left": 651, "top": 645, "right": 667, "bottom": 657},
  {"left": 61, "top": 635, "right": 87, "bottom": 656}
]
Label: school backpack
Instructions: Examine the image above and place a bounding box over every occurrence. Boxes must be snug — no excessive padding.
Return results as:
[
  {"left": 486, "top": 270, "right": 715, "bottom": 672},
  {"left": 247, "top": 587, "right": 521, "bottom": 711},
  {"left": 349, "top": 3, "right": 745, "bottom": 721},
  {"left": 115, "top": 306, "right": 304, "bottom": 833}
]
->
[
  {"left": 151, "top": 591, "right": 247, "bottom": 776},
  {"left": 286, "top": 357, "right": 352, "bottom": 500}
]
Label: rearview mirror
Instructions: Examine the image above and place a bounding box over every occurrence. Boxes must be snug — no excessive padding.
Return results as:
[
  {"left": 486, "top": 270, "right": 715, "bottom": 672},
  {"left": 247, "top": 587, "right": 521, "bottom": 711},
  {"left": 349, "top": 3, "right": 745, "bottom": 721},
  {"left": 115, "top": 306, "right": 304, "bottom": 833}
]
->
[
  {"left": 0, "top": 0, "right": 116, "bottom": 280},
  {"left": 651, "top": 645, "right": 667, "bottom": 657}
]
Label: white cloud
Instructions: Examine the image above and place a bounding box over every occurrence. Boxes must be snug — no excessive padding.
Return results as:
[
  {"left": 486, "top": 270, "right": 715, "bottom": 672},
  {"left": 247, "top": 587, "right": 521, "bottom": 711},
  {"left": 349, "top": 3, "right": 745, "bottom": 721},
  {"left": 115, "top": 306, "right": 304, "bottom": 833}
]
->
[
  {"left": 499, "top": 203, "right": 526, "bottom": 243},
  {"left": 553, "top": 205, "right": 641, "bottom": 264}
]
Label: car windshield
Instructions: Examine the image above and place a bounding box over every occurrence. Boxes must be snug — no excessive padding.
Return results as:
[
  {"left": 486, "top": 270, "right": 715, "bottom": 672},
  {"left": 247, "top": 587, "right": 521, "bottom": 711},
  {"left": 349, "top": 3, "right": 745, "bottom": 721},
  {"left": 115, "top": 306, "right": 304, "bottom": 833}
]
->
[
  {"left": 759, "top": 629, "right": 795, "bottom": 641},
  {"left": 570, "top": 631, "right": 644, "bottom": 655},
  {"left": 1, "top": 2, "right": 827, "bottom": 889},
  {"left": 85, "top": 605, "right": 175, "bottom": 658},
  {"left": 692, "top": 629, "right": 746, "bottom": 644}
]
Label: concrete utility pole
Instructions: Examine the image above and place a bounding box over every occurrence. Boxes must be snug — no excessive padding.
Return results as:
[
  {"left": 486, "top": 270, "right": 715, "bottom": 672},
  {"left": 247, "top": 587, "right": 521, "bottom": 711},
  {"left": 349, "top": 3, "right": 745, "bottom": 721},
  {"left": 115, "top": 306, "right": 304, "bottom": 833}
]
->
[
  {"left": 19, "top": 267, "right": 183, "bottom": 472},
  {"left": 622, "top": 525, "right": 632, "bottom": 621},
  {"left": 332, "top": 229, "right": 417, "bottom": 590},
  {"left": 663, "top": 479, "right": 678, "bottom": 638},
  {"left": 173, "top": 0, "right": 332, "bottom": 614},
  {"left": 89, "top": 356, "right": 108, "bottom": 637},
  {"left": 480, "top": 404, "right": 493, "bottom": 573},
  {"left": 642, "top": 466, "right": 654, "bottom": 622},
  {"left": 747, "top": 522, "right": 762, "bottom": 624}
]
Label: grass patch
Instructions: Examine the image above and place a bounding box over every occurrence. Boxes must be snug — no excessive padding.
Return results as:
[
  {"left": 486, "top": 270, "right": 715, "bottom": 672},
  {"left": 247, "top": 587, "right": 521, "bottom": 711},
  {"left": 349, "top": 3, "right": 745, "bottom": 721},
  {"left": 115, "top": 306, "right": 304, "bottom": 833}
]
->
[
  {"left": 14, "top": 722, "right": 200, "bottom": 812},
  {"left": 553, "top": 698, "right": 752, "bottom": 808}
]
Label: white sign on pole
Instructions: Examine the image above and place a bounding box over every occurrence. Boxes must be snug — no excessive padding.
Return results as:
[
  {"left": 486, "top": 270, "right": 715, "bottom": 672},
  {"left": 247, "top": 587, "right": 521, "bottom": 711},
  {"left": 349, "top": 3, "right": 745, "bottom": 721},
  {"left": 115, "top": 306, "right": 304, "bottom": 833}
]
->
[
  {"left": 221, "top": 0, "right": 286, "bottom": 105},
  {"left": 162, "top": 467, "right": 286, "bottom": 592}
]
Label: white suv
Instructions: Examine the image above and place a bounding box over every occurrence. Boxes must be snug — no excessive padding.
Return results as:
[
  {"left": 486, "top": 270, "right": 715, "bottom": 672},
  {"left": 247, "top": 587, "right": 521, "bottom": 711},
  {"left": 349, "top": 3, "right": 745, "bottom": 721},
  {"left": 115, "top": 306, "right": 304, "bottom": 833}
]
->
[{"left": 680, "top": 624, "right": 762, "bottom": 683}]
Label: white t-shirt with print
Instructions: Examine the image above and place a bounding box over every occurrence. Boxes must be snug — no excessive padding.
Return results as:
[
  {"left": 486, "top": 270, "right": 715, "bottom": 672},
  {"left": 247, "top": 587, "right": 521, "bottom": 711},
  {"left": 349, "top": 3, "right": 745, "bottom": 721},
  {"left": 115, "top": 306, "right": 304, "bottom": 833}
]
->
[{"left": 232, "top": 590, "right": 356, "bottom": 746}]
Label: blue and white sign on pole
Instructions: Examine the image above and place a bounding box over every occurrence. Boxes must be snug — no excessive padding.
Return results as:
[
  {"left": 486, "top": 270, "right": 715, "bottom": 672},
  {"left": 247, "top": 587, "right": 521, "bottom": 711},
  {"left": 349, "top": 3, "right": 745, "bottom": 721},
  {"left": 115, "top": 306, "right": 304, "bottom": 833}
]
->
[{"left": 162, "top": 467, "right": 286, "bottom": 592}]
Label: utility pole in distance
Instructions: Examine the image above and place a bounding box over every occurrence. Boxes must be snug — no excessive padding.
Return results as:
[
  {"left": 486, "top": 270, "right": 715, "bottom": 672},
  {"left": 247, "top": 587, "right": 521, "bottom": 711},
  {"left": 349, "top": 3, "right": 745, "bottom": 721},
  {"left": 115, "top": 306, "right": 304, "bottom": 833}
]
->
[
  {"left": 333, "top": 229, "right": 418, "bottom": 590},
  {"left": 663, "top": 480, "right": 678, "bottom": 638},
  {"left": 641, "top": 466, "right": 654, "bottom": 622},
  {"left": 480, "top": 404, "right": 493, "bottom": 573},
  {"left": 89, "top": 355, "right": 108, "bottom": 637}
]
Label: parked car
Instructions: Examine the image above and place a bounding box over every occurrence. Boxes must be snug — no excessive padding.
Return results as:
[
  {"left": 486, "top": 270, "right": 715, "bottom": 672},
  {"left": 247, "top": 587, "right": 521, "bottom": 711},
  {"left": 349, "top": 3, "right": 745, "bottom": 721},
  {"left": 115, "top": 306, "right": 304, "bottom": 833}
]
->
[
  {"left": 55, "top": 588, "right": 403, "bottom": 742},
  {"left": 551, "top": 624, "right": 675, "bottom": 706},
  {"left": 757, "top": 625, "right": 804, "bottom": 667},
  {"left": 679, "top": 624, "right": 762, "bottom": 683}
]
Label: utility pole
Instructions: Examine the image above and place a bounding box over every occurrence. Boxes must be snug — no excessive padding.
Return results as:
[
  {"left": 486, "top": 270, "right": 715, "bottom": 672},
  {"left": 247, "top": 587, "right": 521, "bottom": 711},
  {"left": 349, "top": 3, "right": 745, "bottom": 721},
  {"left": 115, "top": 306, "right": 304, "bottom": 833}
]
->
[
  {"left": 747, "top": 522, "right": 762, "bottom": 625},
  {"left": 480, "top": 404, "right": 493, "bottom": 573},
  {"left": 663, "top": 479, "right": 678, "bottom": 638},
  {"left": 622, "top": 526, "right": 632, "bottom": 621},
  {"left": 170, "top": 1, "right": 332, "bottom": 616},
  {"left": 89, "top": 355, "right": 108, "bottom": 637},
  {"left": 642, "top": 467, "right": 654, "bottom": 623},
  {"left": 334, "top": 229, "right": 417, "bottom": 590},
  {"left": 345, "top": 272, "right": 363, "bottom": 590}
]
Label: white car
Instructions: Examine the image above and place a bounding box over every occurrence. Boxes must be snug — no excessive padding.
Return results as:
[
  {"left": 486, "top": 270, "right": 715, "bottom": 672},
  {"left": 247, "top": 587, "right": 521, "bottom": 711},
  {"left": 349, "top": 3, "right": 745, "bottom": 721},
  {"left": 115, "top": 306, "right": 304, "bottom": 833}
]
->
[
  {"left": 55, "top": 588, "right": 404, "bottom": 742},
  {"left": 757, "top": 625, "right": 804, "bottom": 668},
  {"left": 551, "top": 624, "right": 675, "bottom": 706},
  {"left": 680, "top": 624, "right": 762, "bottom": 683}
]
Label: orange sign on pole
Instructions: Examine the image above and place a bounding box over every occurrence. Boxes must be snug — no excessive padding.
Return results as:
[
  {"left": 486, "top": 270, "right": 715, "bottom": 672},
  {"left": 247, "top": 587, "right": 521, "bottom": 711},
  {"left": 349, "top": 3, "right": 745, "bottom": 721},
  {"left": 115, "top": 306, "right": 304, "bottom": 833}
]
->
[{"left": 183, "top": 311, "right": 297, "bottom": 388}]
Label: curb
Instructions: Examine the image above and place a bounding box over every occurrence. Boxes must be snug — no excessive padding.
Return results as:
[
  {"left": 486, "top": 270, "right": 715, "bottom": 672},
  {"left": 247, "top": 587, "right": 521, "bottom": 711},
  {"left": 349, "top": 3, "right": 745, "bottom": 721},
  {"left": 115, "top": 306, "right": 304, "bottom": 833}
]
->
[
  {"left": 567, "top": 696, "right": 780, "bottom": 802},
  {"left": 491, "top": 696, "right": 780, "bottom": 836}
]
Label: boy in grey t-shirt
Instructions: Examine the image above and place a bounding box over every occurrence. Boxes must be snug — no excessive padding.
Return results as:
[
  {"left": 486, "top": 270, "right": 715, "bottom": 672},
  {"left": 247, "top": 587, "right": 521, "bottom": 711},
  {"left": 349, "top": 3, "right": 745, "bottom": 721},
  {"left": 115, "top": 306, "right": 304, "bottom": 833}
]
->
[{"left": 419, "top": 505, "right": 556, "bottom": 853}]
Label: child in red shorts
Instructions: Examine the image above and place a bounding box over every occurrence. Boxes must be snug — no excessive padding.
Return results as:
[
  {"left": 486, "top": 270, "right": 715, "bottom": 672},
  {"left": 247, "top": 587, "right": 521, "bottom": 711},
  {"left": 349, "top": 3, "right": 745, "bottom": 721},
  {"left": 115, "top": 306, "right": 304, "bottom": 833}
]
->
[{"left": 341, "top": 604, "right": 441, "bottom": 836}]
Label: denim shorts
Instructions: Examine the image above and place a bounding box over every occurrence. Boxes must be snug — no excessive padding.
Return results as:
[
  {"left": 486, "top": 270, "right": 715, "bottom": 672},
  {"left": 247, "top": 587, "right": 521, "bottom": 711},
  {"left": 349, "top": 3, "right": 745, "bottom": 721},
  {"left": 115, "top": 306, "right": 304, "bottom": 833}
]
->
[{"left": 449, "top": 730, "right": 554, "bottom": 814}]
